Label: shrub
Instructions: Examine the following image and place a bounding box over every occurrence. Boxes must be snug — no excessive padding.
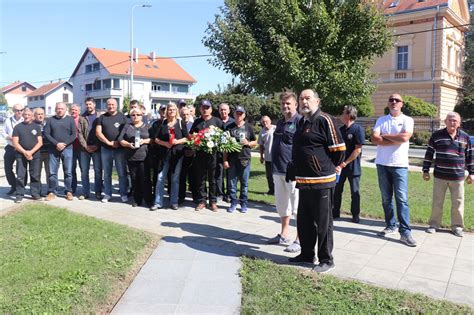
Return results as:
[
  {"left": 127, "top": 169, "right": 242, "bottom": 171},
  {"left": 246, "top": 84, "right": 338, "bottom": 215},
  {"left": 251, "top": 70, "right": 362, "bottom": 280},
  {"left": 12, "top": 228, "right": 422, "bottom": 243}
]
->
[
  {"left": 354, "top": 96, "right": 375, "bottom": 117},
  {"left": 411, "top": 131, "right": 431, "bottom": 146},
  {"left": 383, "top": 95, "right": 437, "bottom": 117},
  {"left": 365, "top": 126, "right": 373, "bottom": 141}
]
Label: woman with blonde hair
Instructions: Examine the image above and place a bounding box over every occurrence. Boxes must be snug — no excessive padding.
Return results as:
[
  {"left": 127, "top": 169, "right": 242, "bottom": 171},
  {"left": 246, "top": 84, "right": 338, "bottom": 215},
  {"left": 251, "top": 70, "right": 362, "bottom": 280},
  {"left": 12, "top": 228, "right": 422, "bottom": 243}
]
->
[{"left": 151, "top": 102, "right": 189, "bottom": 210}]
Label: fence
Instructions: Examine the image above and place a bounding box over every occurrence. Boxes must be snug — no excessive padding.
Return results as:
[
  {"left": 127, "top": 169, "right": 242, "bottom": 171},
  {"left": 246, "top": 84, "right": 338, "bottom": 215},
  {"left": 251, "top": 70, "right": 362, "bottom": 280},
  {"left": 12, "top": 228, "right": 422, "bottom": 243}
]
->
[{"left": 355, "top": 117, "right": 441, "bottom": 133}]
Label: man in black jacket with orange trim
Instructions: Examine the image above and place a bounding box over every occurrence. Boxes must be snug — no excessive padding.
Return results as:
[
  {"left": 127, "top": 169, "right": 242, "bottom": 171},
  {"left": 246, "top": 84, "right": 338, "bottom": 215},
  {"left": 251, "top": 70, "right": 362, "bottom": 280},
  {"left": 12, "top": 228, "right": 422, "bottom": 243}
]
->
[{"left": 287, "top": 89, "right": 346, "bottom": 273}]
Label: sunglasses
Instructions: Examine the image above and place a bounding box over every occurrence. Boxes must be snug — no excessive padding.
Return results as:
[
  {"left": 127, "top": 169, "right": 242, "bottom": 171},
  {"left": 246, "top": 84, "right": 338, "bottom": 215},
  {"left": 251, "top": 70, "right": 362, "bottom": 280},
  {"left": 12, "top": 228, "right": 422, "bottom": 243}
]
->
[{"left": 388, "top": 98, "right": 402, "bottom": 103}]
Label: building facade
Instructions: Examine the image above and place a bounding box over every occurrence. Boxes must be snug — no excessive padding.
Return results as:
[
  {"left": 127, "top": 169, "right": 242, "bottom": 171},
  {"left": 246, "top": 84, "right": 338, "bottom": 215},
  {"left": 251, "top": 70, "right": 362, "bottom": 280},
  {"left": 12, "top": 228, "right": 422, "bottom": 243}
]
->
[
  {"left": 26, "top": 81, "right": 73, "bottom": 116},
  {"left": 0, "top": 81, "right": 36, "bottom": 108},
  {"left": 69, "top": 47, "right": 197, "bottom": 115},
  {"left": 371, "top": 0, "right": 470, "bottom": 119}
]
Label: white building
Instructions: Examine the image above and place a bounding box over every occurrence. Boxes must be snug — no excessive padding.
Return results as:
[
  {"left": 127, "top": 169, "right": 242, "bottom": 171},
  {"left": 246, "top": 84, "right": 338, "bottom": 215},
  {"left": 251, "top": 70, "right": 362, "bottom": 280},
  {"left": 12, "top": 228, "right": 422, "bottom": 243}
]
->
[
  {"left": 69, "top": 47, "right": 197, "bottom": 115},
  {"left": 26, "top": 81, "right": 73, "bottom": 116},
  {"left": 0, "top": 81, "right": 36, "bottom": 108}
]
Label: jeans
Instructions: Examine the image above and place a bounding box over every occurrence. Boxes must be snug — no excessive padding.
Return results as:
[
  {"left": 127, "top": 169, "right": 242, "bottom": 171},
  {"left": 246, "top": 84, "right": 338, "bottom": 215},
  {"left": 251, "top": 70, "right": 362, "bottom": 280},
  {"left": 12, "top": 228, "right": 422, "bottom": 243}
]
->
[
  {"left": 79, "top": 149, "right": 102, "bottom": 197},
  {"left": 15, "top": 153, "right": 41, "bottom": 197},
  {"left": 101, "top": 147, "right": 128, "bottom": 198},
  {"left": 48, "top": 146, "right": 73, "bottom": 194},
  {"left": 228, "top": 158, "right": 251, "bottom": 206},
  {"left": 376, "top": 165, "right": 411, "bottom": 236},
  {"left": 155, "top": 155, "right": 183, "bottom": 207}
]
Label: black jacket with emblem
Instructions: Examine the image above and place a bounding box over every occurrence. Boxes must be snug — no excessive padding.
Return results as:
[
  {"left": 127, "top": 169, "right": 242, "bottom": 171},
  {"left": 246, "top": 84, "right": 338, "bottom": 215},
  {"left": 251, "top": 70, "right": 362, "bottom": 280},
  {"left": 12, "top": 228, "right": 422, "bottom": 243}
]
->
[{"left": 290, "top": 108, "right": 346, "bottom": 190}]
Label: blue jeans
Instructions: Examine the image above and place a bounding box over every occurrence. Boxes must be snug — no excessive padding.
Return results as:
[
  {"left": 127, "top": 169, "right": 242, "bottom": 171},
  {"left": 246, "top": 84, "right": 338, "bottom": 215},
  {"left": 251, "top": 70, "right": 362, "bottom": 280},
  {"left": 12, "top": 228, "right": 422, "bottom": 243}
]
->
[
  {"left": 101, "top": 147, "right": 128, "bottom": 197},
  {"left": 228, "top": 158, "right": 251, "bottom": 206},
  {"left": 79, "top": 149, "right": 102, "bottom": 196},
  {"left": 376, "top": 165, "right": 411, "bottom": 236},
  {"left": 48, "top": 146, "right": 73, "bottom": 194},
  {"left": 154, "top": 155, "right": 183, "bottom": 207}
]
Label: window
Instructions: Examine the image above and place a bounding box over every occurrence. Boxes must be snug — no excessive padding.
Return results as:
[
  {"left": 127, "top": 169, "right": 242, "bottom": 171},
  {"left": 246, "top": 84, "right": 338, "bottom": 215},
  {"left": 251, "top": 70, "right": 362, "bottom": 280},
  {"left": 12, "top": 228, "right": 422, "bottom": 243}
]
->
[
  {"left": 171, "top": 84, "right": 189, "bottom": 93},
  {"left": 85, "top": 62, "right": 100, "bottom": 73},
  {"left": 93, "top": 80, "right": 101, "bottom": 90},
  {"left": 40, "top": 96, "right": 44, "bottom": 100},
  {"left": 85, "top": 65, "right": 92, "bottom": 73},
  {"left": 397, "top": 46, "right": 408, "bottom": 70},
  {"left": 63, "top": 94, "right": 69, "bottom": 103},
  {"left": 95, "top": 98, "right": 102, "bottom": 109},
  {"left": 113, "top": 79, "right": 120, "bottom": 89},
  {"left": 152, "top": 82, "right": 170, "bottom": 92},
  {"left": 85, "top": 84, "right": 93, "bottom": 91},
  {"left": 103, "top": 79, "right": 111, "bottom": 89},
  {"left": 28, "top": 97, "right": 33, "bottom": 101},
  {"left": 22, "top": 86, "right": 27, "bottom": 92}
]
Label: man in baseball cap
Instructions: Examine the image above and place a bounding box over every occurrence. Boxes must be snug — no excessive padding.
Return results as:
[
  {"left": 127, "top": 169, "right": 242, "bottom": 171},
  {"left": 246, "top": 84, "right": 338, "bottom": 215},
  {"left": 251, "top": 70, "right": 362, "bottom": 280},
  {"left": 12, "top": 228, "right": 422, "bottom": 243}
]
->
[{"left": 178, "top": 99, "right": 187, "bottom": 107}]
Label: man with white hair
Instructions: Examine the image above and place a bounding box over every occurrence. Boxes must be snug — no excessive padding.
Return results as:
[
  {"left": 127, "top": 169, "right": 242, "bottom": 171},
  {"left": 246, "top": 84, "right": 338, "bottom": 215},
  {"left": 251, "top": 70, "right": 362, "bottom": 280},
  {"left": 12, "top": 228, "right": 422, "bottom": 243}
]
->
[{"left": 422, "top": 112, "right": 473, "bottom": 237}]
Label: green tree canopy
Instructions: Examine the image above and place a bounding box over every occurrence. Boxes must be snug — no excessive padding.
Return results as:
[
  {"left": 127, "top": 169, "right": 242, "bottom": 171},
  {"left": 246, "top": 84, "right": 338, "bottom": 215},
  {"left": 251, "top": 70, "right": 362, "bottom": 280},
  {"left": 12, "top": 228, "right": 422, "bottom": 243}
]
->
[{"left": 203, "top": 0, "right": 392, "bottom": 114}]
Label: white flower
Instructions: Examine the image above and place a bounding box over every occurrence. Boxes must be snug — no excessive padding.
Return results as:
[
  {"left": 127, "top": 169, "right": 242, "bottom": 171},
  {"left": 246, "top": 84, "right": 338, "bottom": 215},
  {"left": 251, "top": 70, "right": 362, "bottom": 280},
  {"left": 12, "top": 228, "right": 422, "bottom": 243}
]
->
[
  {"left": 204, "top": 132, "right": 210, "bottom": 138},
  {"left": 220, "top": 136, "right": 228, "bottom": 144},
  {"left": 207, "top": 140, "right": 215, "bottom": 148}
]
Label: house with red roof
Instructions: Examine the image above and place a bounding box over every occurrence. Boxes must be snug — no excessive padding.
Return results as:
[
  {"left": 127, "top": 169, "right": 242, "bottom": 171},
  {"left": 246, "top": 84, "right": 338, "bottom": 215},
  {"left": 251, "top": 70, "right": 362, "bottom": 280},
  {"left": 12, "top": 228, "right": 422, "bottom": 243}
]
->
[
  {"left": 26, "top": 80, "right": 73, "bottom": 116},
  {"left": 0, "top": 81, "right": 36, "bottom": 108},
  {"left": 69, "top": 47, "right": 197, "bottom": 115},
  {"left": 370, "top": 0, "right": 470, "bottom": 119}
]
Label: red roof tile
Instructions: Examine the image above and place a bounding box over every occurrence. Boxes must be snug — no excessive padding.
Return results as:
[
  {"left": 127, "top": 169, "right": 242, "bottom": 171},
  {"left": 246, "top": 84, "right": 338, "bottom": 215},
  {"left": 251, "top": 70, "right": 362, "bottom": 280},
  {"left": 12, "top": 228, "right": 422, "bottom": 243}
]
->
[
  {"left": 1, "top": 81, "right": 36, "bottom": 94},
  {"left": 27, "top": 81, "right": 70, "bottom": 97},
  {"left": 71, "top": 47, "right": 196, "bottom": 83},
  {"left": 383, "top": 0, "right": 449, "bottom": 15}
]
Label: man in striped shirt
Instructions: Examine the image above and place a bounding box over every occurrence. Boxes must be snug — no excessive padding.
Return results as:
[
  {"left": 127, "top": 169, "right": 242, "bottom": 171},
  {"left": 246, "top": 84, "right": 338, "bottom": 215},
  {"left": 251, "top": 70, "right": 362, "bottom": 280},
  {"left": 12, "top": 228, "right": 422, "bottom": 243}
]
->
[{"left": 422, "top": 112, "right": 473, "bottom": 237}]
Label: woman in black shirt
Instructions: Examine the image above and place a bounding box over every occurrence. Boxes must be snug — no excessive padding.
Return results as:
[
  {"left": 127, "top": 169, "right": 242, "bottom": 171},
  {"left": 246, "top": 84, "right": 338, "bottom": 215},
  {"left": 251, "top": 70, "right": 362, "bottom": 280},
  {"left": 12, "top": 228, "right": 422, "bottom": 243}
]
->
[
  {"left": 151, "top": 102, "right": 188, "bottom": 210},
  {"left": 119, "top": 108, "right": 152, "bottom": 207}
]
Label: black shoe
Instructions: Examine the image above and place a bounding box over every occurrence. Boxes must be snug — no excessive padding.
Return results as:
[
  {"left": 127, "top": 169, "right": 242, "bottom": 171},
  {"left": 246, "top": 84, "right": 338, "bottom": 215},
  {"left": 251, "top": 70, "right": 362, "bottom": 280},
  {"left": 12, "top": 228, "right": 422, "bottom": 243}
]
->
[
  {"left": 178, "top": 198, "right": 185, "bottom": 205},
  {"left": 132, "top": 203, "right": 138, "bottom": 207},
  {"left": 288, "top": 254, "right": 315, "bottom": 264},
  {"left": 95, "top": 193, "right": 103, "bottom": 200},
  {"left": 32, "top": 195, "right": 43, "bottom": 201},
  {"left": 352, "top": 216, "right": 360, "bottom": 223},
  {"left": 266, "top": 190, "right": 274, "bottom": 195},
  {"left": 171, "top": 204, "right": 178, "bottom": 210},
  {"left": 7, "top": 188, "right": 16, "bottom": 196},
  {"left": 222, "top": 196, "right": 230, "bottom": 203},
  {"left": 313, "top": 262, "right": 335, "bottom": 273},
  {"left": 333, "top": 213, "right": 340, "bottom": 219},
  {"left": 15, "top": 196, "right": 23, "bottom": 203}
]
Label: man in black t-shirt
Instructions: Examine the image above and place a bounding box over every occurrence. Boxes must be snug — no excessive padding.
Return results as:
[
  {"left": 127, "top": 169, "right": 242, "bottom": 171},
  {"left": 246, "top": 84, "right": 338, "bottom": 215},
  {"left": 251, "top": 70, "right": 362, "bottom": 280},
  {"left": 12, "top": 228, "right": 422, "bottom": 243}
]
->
[
  {"left": 190, "top": 99, "right": 224, "bottom": 211},
  {"left": 333, "top": 105, "right": 365, "bottom": 223},
  {"left": 12, "top": 108, "right": 43, "bottom": 203},
  {"left": 96, "top": 98, "right": 128, "bottom": 203},
  {"left": 223, "top": 106, "right": 257, "bottom": 213}
]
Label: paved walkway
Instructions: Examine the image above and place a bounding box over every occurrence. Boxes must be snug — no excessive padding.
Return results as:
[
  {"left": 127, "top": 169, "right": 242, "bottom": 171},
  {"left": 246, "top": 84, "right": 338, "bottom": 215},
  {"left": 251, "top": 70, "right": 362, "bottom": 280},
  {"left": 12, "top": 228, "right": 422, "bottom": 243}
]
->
[{"left": 0, "top": 144, "right": 473, "bottom": 312}]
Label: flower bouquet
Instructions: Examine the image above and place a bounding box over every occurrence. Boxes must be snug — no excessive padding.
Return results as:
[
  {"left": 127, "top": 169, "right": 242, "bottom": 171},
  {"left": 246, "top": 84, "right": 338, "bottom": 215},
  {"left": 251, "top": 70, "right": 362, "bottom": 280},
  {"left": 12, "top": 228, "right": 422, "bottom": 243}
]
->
[{"left": 187, "top": 125, "right": 242, "bottom": 154}]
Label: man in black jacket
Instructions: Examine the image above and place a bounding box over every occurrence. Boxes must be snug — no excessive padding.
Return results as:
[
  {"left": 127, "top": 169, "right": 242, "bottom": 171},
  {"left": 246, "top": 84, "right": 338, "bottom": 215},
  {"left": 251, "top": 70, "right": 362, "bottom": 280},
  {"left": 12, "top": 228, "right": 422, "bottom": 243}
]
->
[{"left": 288, "top": 89, "right": 346, "bottom": 273}]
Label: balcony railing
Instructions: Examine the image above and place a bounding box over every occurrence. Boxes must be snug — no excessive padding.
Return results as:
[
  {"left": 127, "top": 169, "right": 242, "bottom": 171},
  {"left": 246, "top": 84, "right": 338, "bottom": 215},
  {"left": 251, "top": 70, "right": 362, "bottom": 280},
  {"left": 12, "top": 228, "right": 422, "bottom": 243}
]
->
[{"left": 394, "top": 72, "right": 407, "bottom": 79}]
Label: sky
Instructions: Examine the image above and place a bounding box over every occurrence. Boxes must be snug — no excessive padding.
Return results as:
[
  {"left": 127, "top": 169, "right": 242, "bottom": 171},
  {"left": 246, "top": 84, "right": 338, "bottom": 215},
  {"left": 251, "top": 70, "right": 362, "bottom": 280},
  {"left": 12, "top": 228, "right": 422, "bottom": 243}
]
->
[{"left": 0, "top": 0, "right": 234, "bottom": 95}]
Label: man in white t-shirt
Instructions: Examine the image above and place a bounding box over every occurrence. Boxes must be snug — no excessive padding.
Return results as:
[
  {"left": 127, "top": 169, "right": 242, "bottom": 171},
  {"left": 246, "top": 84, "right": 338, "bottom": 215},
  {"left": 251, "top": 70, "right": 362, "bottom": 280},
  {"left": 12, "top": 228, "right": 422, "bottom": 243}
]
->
[{"left": 371, "top": 93, "right": 416, "bottom": 247}]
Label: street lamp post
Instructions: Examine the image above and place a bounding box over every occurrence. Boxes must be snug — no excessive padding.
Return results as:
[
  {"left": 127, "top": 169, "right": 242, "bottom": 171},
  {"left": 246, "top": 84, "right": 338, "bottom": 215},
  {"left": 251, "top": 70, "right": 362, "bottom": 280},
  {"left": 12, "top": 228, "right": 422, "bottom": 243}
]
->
[{"left": 130, "top": 4, "right": 151, "bottom": 99}]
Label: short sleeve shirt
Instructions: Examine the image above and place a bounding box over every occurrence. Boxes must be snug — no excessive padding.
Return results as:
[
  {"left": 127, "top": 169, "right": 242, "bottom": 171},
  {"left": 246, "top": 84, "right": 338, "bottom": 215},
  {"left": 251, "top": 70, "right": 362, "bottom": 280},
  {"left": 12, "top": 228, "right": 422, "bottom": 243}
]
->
[
  {"left": 97, "top": 112, "right": 128, "bottom": 147},
  {"left": 373, "top": 114, "right": 413, "bottom": 167},
  {"left": 225, "top": 122, "right": 256, "bottom": 160},
  {"left": 271, "top": 114, "right": 302, "bottom": 175},
  {"left": 340, "top": 123, "right": 365, "bottom": 176},
  {"left": 118, "top": 123, "right": 150, "bottom": 161},
  {"left": 12, "top": 122, "right": 42, "bottom": 157},
  {"left": 258, "top": 125, "right": 275, "bottom": 162}
]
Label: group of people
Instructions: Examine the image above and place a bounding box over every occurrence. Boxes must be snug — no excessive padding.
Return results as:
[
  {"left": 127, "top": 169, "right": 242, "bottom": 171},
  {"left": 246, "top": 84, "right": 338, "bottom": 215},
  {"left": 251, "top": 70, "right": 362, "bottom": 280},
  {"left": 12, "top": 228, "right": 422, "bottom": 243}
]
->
[{"left": 3, "top": 89, "right": 473, "bottom": 273}]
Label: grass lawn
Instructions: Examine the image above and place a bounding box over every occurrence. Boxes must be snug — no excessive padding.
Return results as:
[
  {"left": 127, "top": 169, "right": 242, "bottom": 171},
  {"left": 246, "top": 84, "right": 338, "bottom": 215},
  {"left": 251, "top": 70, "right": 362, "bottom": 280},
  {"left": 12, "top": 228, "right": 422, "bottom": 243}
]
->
[
  {"left": 248, "top": 157, "right": 474, "bottom": 231},
  {"left": 0, "top": 204, "right": 157, "bottom": 313},
  {"left": 240, "top": 257, "right": 473, "bottom": 314}
]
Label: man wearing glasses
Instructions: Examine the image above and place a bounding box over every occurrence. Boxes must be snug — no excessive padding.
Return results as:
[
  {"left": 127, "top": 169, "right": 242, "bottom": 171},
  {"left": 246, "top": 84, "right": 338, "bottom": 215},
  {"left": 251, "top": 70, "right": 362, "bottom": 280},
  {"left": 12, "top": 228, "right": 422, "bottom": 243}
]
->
[
  {"left": 3, "top": 104, "right": 25, "bottom": 195},
  {"left": 371, "top": 94, "right": 416, "bottom": 247}
]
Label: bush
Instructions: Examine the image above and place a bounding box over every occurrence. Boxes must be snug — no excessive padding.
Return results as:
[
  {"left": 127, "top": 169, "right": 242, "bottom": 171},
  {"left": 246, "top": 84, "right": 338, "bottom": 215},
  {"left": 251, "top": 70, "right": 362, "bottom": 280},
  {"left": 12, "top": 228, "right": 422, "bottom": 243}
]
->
[
  {"left": 354, "top": 96, "right": 375, "bottom": 117},
  {"left": 411, "top": 131, "right": 431, "bottom": 146},
  {"left": 365, "top": 126, "right": 373, "bottom": 141},
  {"left": 384, "top": 95, "right": 437, "bottom": 117},
  {"left": 454, "top": 95, "right": 474, "bottom": 119}
]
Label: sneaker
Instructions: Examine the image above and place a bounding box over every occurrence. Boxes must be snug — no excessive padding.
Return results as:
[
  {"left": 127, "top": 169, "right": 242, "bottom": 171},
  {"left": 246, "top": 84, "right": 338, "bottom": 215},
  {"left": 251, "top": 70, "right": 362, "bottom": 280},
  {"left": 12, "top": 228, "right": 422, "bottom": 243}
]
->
[
  {"left": 66, "top": 192, "right": 74, "bottom": 201},
  {"left": 78, "top": 195, "right": 89, "bottom": 200},
  {"left": 240, "top": 205, "right": 248, "bottom": 213},
  {"left": 170, "top": 204, "right": 178, "bottom": 210},
  {"left": 209, "top": 202, "right": 218, "bottom": 212},
  {"left": 426, "top": 227, "right": 437, "bottom": 234},
  {"left": 313, "top": 262, "right": 335, "bottom": 273},
  {"left": 132, "top": 202, "right": 138, "bottom": 207},
  {"left": 150, "top": 204, "right": 159, "bottom": 211},
  {"left": 452, "top": 227, "right": 464, "bottom": 237},
  {"left": 46, "top": 193, "right": 56, "bottom": 201},
  {"left": 267, "top": 234, "right": 291, "bottom": 245},
  {"left": 284, "top": 241, "right": 301, "bottom": 253},
  {"left": 195, "top": 203, "right": 206, "bottom": 211},
  {"left": 227, "top": 204, "right": 237, "bottom": 213},
  {"left": 400, "top": 234, "right": 417, "bottom": 247},
  {"left": 101, "top": 195, "right": 111, "bottom": 203},
  {"left": 288, "top": 254, "right": 316, "bottom": 264},
  {"left": 15, "top": 196, "right": 23, "bottom": 203},
  {"left": 377, "top": 227, "right": 397, "bottom": 237},
  {"left": 121, "top": 195, "right": 128, "bottom": 203}
]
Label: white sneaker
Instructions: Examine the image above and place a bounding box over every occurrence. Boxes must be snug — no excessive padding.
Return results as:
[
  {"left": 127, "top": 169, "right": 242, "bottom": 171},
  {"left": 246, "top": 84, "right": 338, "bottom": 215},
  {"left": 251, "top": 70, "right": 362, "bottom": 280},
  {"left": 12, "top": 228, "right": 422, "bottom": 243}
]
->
[
  {"left": 121, "top": 195, "right": 128, "bottom": 202},
  {"left": 102, "top": 195, "right": 111, "bottom": 203},
  {"left": 452, "top": 227, "right": 464, "bottom": 237}
]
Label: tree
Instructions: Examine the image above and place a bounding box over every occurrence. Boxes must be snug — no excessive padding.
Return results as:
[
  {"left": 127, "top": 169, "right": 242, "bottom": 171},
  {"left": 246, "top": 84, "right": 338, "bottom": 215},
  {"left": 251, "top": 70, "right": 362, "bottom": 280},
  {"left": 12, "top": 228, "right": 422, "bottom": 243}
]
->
[
  {"left": 0, "top": 93, "right": 7, "bottom": 107},
  {"left": 383, "top": 95, "right": 437, "bottom": 117},
  {"left": 454, "top": 8, "right": 474, "bottom": 119},
  {"left": 122, "top": 94, "right": 131, "bottom": 114},
  {"left": 203, "top": 0, "right": 392, "bottom": 114}
]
